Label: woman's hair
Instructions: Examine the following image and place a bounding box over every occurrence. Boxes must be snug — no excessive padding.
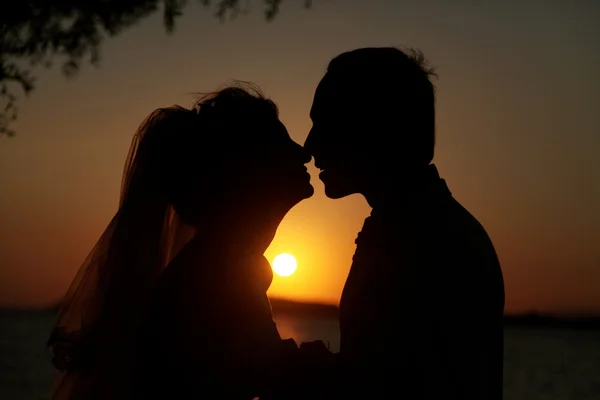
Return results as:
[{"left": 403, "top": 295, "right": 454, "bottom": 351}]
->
[
  {"left": 158, "top": 82, "right": 280, "bottom": 221},
  {"left": 47, "top": 82, "right": 281, "bottom": 400},
  {"left": 194, "top": 81, "right": 279, "bottom": 119}
]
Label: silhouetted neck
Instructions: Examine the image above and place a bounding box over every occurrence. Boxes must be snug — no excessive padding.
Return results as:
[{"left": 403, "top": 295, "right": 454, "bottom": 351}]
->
[
  {"left": 364, "top": 164, "right": 444, "bottom": 209},
  {"left": 192, "top": 202, "right": 291, "bottom": 256}
]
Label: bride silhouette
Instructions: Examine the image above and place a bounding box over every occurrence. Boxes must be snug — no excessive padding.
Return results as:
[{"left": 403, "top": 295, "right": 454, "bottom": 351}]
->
[{"left": 47, "top": 83, "right": 314, "bottom": 400}]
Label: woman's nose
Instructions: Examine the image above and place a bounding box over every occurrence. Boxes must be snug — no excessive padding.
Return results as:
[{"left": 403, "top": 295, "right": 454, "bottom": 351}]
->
[{"left": 295, "top": 141, "right": 312, "bottom": 164}]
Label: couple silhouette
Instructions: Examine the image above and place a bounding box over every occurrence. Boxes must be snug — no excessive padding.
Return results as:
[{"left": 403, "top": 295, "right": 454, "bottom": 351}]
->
[{"left": 47, "top": 47, "right": 505, "bottom": 400}]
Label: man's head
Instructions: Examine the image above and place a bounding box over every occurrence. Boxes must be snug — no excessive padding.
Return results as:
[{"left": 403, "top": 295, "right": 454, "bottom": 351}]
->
[{"left": 304, "top": 47, "right": 437, "bottom": 199}]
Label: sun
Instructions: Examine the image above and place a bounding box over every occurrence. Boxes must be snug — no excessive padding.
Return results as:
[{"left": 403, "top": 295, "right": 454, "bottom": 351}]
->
[{"left": 272, "top": 253, "right": 297, "bottom": 277}]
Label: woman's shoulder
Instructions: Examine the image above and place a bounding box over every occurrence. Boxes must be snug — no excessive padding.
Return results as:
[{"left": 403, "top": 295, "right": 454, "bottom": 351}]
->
[{"left": 155, "top": 253, "right": 227, "bottom": 304}]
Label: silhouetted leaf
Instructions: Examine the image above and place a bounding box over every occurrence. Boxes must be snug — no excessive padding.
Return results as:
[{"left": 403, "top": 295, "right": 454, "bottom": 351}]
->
[{"left": 0, "top": 0, "right": 316, "bottom": 137}]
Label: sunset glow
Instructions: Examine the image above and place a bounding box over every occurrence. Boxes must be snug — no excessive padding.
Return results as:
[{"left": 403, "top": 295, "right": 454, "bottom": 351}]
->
[
  {"left": 0, "top": 2, "right": 599, "bottom": 313},
  {"left": 272, "top": 253, "right": 297, "bottom": 277}
]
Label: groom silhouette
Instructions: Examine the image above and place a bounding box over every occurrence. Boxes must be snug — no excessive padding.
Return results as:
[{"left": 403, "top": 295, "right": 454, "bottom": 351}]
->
[{"left": 304, "top": 47, "right": 505, "bottom": 399}]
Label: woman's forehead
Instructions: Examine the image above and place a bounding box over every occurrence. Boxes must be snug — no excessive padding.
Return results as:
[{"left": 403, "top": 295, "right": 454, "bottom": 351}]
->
[{"left": 240, "top": 116, "right": 289, "bottom": 141}]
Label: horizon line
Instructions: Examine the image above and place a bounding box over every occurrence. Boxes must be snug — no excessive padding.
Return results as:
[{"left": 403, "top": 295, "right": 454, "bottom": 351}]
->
[{"left": 2, "top": 297, "right": 600, "bottom": 318}]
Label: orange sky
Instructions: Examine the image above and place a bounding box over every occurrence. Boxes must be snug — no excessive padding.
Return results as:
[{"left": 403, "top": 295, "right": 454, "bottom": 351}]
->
[{"left": 1, "top": 0, "right": 599, "bottom": 313}]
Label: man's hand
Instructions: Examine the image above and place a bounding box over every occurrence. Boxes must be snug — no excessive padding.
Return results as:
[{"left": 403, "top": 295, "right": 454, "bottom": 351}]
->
[
  {"left": 299, "top": 340, "right": 331, "bottom": 359},
  {"left": 298, "top": 340, "right": 336, "bottom": 368},
  {"left": 299, "top": 340, "right": 329, "bottom": 352},
  {"left": 281, "top": 338, "right": 299, "bottom": 353}
]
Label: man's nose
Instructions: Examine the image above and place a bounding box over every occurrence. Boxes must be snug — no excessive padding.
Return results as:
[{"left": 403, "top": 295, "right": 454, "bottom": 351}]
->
[
  {"left": 296, "top": 141, "right": 312, "bottom": 164},
  {"left": 304, "top": 128, "right": 317, "bottom": 156}
]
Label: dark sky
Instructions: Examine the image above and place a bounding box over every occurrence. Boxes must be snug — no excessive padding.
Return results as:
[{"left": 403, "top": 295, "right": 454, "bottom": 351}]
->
[{"left": 1, "top": 0, "right": 599, "bottom": 312}]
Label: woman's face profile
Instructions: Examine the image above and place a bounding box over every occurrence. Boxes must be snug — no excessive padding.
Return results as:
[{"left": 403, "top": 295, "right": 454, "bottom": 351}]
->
[
  {"left": 175, "top": 100, "right": 314, "bottom": 226},
  {"left": 240, "top": 117, "right": 314, "bottom": 204}
]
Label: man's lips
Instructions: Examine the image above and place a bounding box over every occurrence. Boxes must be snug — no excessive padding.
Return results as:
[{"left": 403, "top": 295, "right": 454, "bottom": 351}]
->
[{"left": 314, "top": 160, "right": 328, "bottom": 178}]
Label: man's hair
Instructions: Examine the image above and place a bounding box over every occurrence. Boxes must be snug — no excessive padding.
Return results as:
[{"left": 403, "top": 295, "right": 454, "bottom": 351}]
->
[{"left": 326, "top": 47, "right": 437, "bottom": 166}]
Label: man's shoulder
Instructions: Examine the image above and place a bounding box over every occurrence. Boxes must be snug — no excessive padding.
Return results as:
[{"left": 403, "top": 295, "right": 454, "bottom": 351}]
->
[
  {"left": 372, "top": 194, "right": 488, "bottom": 238},
  {"left": 369, "top": 195, "right": 500, "bottom": 272}
]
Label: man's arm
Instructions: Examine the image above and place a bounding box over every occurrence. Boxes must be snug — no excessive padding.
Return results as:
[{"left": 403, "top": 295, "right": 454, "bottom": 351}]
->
[{"left": 337, "top": 239, "right": 453, "bottom": 399}]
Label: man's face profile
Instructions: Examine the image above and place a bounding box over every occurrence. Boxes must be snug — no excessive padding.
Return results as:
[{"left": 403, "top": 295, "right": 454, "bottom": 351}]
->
[{"left": 304, "top": 76, "right": 366, "bottom": 199}]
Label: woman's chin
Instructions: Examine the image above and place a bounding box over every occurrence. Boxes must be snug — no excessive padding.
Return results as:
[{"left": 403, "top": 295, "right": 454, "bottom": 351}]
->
[
  {"left": 284, "top": 183, "right": 314, "bottom": 205},
  {"left": 298, "top": 182, "right": 315, "bottom": 200}
]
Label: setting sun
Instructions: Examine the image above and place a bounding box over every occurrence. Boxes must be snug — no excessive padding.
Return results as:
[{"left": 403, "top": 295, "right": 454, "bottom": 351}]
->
[{"left": 272, "top": 253, "right": 297, "bottom": 277}]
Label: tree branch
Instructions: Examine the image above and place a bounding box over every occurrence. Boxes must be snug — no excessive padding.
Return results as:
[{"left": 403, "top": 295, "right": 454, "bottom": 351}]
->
[{"left": 0, "top": 0, "right": 314, "bottom": 137}]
